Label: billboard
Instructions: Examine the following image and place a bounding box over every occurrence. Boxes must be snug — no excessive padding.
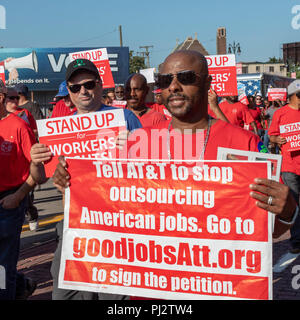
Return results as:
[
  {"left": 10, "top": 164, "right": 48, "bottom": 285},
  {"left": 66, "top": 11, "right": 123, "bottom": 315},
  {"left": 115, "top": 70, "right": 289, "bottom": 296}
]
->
[{"left": 0, "top": 47, "right": 129, "bottom": 91}]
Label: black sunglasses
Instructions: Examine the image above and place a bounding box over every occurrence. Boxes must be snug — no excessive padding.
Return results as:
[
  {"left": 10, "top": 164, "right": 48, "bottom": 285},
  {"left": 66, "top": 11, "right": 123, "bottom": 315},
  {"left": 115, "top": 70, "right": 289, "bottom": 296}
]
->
[
  {"left": 155, "top": 70, "right": 205, "bottom": 89},
  {"left": 68, "top": 80, "right": 99, "bottom": 93},
  {"left": 7, "top": 96, "right": 20, "bottom": 100},
  {"left": 296, "top": 92, "right": 300, "bottom": 99}
]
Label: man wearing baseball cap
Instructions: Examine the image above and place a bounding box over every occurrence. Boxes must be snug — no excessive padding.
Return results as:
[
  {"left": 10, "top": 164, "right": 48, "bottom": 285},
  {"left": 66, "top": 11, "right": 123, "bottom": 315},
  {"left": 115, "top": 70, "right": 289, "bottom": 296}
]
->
[
  {"left": 269, "top": 79, "right": 300, "bottom": 253},
  {"left": 51, "top": 81, "right": 77, "bottom": 118},
  {"left": 30, "top": 58, "right": 142, "bottom": 300}
]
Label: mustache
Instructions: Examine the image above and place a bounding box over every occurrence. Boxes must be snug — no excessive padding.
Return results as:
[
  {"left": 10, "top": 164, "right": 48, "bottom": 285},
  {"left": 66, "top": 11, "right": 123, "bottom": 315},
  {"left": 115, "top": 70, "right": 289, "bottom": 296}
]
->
[{"left": 166, "top": 93, "right": 189, "bottom": 103}]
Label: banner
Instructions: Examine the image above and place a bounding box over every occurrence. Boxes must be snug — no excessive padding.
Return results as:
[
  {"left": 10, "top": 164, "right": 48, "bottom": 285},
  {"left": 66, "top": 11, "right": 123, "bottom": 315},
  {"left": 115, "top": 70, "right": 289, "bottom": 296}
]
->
[
  {"left": 280, "top": 121, "right": 300, "bottom": 152},
  {"left": 59, "top": 159, "right": 272, "bottom": 300},
  {"left": 0, "top": 47, "right": 129, "bottom": 91},
  {"left": 206, "top": 54, "right": 238, "bottom": 97},
  {"left": 36, "top": 110, "right": 126, "bottom": 177},
  {"left": 267, "top": 88, "right": 287, "bottom": 101},
  {"left": 69, "top": 48, "right": 115, "bottom": 89}
]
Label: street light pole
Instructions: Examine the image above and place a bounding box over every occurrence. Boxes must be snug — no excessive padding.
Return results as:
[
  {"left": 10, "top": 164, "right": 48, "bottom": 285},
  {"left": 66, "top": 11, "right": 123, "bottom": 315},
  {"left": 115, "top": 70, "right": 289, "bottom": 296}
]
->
[{"left": 228, "top": 41, "right": 241, "bottom": 55}]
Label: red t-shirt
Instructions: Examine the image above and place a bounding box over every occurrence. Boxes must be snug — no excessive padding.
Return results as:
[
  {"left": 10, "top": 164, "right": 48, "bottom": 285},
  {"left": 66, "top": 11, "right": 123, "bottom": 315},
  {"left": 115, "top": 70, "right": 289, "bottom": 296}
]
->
[
  {"left": 248, "top": 107, "right": 263, "bottom": 130},
  {"left": 13, "top": 107, "right": 37, "bottom": 132},
  {"left": 137, "top": 108, "right": 167, "bottom": 127},
  {"left": 148, "top": 102, "right": 172, "bottom": 120},
  {"left": 128, "top": 119, "right": 263, "bottom": 161},
  {"left": 218, "top": 101, "right": 254, "bottom": 128},
  {"left": 268, "top": 104, "right": 300, "bottom": 175},
  {"left": 0, "top": 113, "right": 36, "bottom": 192},
  {"left": 51, "top": 100, "right": 77, "bottom": 118}
]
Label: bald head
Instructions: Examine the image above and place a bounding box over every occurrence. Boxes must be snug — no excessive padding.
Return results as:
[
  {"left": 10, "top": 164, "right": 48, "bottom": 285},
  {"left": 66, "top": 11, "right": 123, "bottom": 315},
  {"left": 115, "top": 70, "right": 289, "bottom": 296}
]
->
[
  {"left": 162, "top": 50, "right": 208, "bottom": 75},
  {"left": 125, "top": 73, "right": 149, "bottom": 110}
]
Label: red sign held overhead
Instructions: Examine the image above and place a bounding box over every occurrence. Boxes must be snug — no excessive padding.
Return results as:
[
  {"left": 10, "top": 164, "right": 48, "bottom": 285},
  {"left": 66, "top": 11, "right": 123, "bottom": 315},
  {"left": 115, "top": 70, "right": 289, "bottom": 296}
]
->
[
  {"left": 267, "top": 88, "right": 287, "bottom": 101},
  {"left": 69, "top": 48, "right": 115, "bottom": 89},
  {"left": 205, "top": 54, "right": 238, "bottom": 97}
]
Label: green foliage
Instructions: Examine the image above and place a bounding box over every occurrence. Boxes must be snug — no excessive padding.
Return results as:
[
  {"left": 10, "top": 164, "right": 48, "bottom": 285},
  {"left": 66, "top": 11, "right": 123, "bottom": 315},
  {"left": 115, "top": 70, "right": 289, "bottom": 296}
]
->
[
  {"left": 129, "top": 50, "right": 146, "bottom": 74},
  {"left": 267, "top": 56, "right": 283, "bottom": 63}
]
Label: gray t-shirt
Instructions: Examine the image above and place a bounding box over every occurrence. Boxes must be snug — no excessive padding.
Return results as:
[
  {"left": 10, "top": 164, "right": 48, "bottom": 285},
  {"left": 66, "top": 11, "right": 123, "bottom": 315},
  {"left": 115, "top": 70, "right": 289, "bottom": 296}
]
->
[{"left": 19, "top": 100, "right": 43, "bottom": 120}]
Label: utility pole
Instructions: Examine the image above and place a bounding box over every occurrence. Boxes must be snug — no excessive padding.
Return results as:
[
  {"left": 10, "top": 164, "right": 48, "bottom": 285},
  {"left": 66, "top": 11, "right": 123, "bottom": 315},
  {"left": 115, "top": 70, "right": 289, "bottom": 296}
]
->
[
  {"left": 139, "top": 45, "right": 153, "bottom": 68},
  {"left": 119, "top": 25, "right": 123, "bottom": 47}
]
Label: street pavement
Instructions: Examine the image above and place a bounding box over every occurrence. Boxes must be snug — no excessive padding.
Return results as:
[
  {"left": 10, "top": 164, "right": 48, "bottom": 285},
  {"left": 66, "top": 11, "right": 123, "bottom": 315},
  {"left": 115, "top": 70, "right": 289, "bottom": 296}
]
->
[{"left": 17, "top": 179, "right": 300, "bottom": 300}]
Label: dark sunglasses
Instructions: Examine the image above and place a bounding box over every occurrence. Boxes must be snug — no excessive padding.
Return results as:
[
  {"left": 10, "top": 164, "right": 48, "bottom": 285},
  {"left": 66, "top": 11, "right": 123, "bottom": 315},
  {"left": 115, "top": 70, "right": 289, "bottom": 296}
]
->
[
  {"left": 68, "top": 80, "right": 99, "bottom": 93},
  {"left": 296, "top": 92, "right": 300, "bottom": 99},
  {"left": 155, "top": 70, "right": 204, "bottom": 89},
  {"left": 7, "top": 96, "right": 20, "bottom": 100}
]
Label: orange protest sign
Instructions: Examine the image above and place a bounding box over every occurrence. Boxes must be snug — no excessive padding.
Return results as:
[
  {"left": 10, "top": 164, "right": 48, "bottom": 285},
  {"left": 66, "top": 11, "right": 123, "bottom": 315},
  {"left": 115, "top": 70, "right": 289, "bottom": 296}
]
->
[
  {"left": 59, "top": 159, "right": 272, "bottom": 300},
  {"left": 36, "top": 110, "right": 126, "bottom": 177},
  {"left": 69, "top": 48, "right": 115, "bottom": 89}
]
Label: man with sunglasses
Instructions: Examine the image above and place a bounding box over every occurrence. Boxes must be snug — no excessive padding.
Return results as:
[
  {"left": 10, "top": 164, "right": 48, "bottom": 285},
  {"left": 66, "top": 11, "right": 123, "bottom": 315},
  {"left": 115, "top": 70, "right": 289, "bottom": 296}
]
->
[
  {"left": 269, "top": 79, "right": 300, "bottom": 253},
  {"left": 51, "top": 51, "right": 298, "bottom": 299},
  {"left": 5, "top": 88, "right": 37, "bottom": 136},
  {"left": 30, "top": 58, "right": 142, "bottom": 300},
  {"left": 115, "top": 85, "right": 125, "bottom": 101}
]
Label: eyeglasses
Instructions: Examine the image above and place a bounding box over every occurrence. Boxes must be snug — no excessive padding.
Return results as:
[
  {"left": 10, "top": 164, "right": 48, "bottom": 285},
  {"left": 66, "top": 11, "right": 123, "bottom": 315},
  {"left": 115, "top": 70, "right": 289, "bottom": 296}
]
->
[
  {"left": 296, "top": 92, "right": 300, "bottom": 99},
  {"left": 68, "top": 80, "right": 99, "bottom": 93},
  {"left": 155, "top": 70, "right": 205, "bottom": 89},
  {"left": 7, "top": 96, "right": 20, "bottom": 100}
]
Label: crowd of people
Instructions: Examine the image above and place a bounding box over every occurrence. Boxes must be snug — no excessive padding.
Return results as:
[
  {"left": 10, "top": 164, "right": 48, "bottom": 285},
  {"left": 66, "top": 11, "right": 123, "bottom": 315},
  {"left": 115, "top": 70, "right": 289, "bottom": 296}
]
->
[{"left": 0, "top": 50, "right": 300, "bottom": 300}]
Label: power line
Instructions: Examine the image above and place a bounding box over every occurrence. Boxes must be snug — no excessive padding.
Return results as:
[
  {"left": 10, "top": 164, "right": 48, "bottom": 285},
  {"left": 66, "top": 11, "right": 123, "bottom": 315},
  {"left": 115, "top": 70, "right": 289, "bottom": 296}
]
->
[{"left": 64, "top": 28, "right": 117, "bottom": 47}]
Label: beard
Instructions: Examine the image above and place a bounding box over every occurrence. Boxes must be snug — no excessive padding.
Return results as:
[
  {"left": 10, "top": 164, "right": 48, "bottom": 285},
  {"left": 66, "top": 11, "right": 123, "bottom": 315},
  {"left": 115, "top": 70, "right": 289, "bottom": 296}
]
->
[{"left": 164, "top": 91, "right": 205, "bottom": 121}]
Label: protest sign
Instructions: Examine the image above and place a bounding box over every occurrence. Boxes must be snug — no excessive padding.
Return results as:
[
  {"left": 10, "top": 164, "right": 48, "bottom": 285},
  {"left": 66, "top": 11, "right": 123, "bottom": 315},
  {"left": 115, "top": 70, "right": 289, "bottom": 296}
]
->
[
  {"left": 59, "top": 159, "right": 272, "bottom": 300},
  {"left": 0, "top": 62, "right": 5, "bottom": 83},
  {"left": 139, "top": 68, "right": 156, "bottom": 84},
  {"left": 280, "top": 121, "right": 300, "bottom": 152},
  {"left": 206, "top": 54, "right": 238, "bottom": 97},
  {"left": 111, "top": 100, "right": 127, "bottom": 109},
  {"left": 267, "top": 88, "right": 287, "bottom": 101},
  {"left": 237, "top": 82, "right": 249, "bottom": 105},
  {"left": 217, "top": 147, "right": 282, "bottom": 182},
  {"left": 36, "top": 110, "right": 126, "bottom": 177},
  {"left": 69, "top": 48, "right": 115, "bottom": 88}
]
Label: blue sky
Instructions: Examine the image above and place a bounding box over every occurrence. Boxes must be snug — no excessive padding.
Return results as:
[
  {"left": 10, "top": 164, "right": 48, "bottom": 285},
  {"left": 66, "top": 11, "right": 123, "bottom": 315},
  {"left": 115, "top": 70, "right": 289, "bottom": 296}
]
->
[{"left": 0, "top": 0, "right": 299, "bottom": 69}]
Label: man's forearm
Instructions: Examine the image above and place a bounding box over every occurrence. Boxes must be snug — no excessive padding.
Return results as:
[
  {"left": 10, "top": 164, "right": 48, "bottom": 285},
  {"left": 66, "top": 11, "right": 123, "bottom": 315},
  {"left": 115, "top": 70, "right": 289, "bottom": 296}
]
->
[
  {"left": 14, "top": 175, "right": 36, "bottom": 203},
  {"left": 30, "top": 162, "right": 48, "bottom": 184},
  {"left": 251, "top": 122, "right": 259, "bottom": 135}
]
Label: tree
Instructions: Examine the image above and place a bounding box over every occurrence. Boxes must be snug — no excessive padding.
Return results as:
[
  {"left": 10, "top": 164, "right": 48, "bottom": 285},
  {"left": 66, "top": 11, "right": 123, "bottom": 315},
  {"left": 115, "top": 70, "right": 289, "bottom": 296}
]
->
[
  {"left": 129, "top": 50, "right": 146, "bottom": 74},
  {"left": 267, "top": 56, "right": 283, "bottom": 63}
]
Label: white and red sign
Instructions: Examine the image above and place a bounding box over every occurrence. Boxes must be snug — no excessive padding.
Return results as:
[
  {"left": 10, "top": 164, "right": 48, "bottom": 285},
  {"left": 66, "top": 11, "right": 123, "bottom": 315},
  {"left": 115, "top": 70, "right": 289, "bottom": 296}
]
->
[
  {"left": 280, "top": 121, "right": 300, "bottom": 152},
  {"left": 69, "top": 48, "right": 115, "bottom": 89},
  {"left": 0, "top": 62, "right": 5, "bottom": 84},
  {"left": 59, "top": 159, "right": 272, "bottom": 300},
  {"left": 111, "top": 100, "right": 127, "bottom": 109},
  {"left": 206, "top": 54, "right": 238, "bottom": 97},
  {"left": 36, "top": 110, "right": 126, "bottom": 177},
  {"left": 267, "top": 88, "right": 287, "bottom": 101}
]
